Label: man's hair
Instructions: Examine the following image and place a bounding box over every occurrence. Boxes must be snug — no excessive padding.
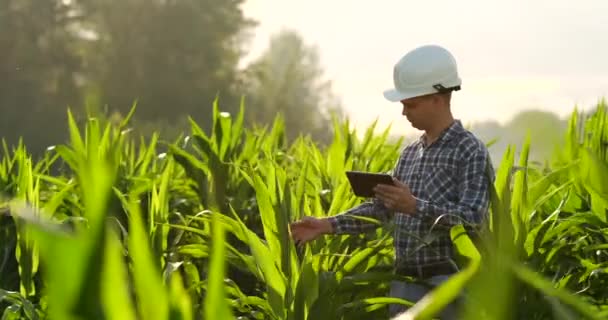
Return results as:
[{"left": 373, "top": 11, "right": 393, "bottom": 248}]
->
[
  {"left": 414, "top": 91, "right": 452, "bottom": 107},
  {"left": 441, "top": 90, "right": 452, "bottom": 98},
  {"left": 433, "top": 91, "right": 452, "bottom": 107}
]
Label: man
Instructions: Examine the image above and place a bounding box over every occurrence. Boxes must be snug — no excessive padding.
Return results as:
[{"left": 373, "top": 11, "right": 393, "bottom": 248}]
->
[{"left": 289, "top": 44, "right": 494, "bottom": 319}]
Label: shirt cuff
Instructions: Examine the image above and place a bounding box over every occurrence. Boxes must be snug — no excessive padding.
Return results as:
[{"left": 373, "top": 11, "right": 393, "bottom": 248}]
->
[
  {"left": 327, "top": 216, "right": 341, "bottom": 234},
  {"left": 415, "top": 197, "right": 431, "bottom": 215}
]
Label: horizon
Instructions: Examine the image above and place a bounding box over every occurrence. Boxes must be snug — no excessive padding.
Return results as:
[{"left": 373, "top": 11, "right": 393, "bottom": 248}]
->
[{"left": 241, "top": 0, "right": 608, "bottom": 137}]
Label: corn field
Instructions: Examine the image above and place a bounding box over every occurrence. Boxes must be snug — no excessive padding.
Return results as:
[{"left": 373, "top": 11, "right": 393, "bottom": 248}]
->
[{"left": 1, "top": 99, "right": 608, "bottom": 320}]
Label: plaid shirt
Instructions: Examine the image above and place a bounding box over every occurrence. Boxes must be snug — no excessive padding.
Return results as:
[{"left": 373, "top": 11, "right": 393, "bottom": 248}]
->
[{"left": 328, "top": 120, "right": 494, "bottom": 269}]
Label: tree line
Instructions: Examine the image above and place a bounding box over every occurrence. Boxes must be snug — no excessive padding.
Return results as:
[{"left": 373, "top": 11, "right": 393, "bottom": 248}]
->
[{"left": 1, "top": 0, "right": 344, "bottom": 155}]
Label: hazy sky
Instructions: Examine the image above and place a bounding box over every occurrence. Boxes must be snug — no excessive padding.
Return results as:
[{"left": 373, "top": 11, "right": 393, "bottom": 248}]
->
[{"left": 241, "top": 0, "right": 608, "bottom": 136}]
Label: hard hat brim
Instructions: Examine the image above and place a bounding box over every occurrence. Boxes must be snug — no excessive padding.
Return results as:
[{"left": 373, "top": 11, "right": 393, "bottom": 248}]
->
[{"left": 383, "top": 88, "right": 431, "bottom": 102}]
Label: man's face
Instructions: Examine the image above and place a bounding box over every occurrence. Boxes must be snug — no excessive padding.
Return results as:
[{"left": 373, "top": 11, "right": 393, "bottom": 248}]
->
[{"left": 400, "top": 94, "right": 438, "bottom": 130}]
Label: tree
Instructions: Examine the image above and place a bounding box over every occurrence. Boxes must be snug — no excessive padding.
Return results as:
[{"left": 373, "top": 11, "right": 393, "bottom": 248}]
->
[
  {"left": 1, "top": 0, "right": 257, "bottom": 152},
  {"left": 470, "top": 110, "right": 568, "bottom": 165},
  {"left": 241, "top": 29, "right": 344, "bottom": 145},
  {"left": 0, "top": 0, "right": 84, "bottom": 154},
  {"left": 504, "top": 110, "right": 567, "bottom": 162},
  {"left": 79, "top": 0, "right": 256, "bottom": 132}
]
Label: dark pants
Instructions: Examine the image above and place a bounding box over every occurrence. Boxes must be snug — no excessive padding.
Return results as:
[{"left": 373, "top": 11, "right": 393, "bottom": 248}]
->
[{"left": 388, "top": 274, "right": 461, "bottom": 319}]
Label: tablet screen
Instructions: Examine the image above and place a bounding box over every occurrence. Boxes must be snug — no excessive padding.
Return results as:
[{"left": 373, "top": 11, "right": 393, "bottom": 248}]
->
[{"left": 345, "top": 171, "right": 395, "bottom": 197}]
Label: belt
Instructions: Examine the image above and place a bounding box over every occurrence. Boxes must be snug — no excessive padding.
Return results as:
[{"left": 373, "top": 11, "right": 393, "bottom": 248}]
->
[{"left": 394, "top": 261, "right": 458, "bottom": 279}]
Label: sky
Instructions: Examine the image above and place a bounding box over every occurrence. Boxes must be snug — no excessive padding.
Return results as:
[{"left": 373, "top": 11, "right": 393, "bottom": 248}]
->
[{"left": 241, "top": 0, "right": 608, "bottom": 137}]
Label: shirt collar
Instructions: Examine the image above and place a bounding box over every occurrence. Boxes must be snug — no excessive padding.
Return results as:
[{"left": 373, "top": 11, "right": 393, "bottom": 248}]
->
[{"left": 417, "top": 119, "right": 464, "bottom": 147}]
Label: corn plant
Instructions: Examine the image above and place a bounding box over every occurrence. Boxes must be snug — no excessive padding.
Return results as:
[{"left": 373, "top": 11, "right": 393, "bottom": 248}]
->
[
  {"left": 2, "top": 107, "right": 233, "bottom": 320},
  {"left": 2, "top": 99, "right": 608, "bottom": 320},
  {"left": 395, "top": 102, "right": 608, "bottom": 320}
]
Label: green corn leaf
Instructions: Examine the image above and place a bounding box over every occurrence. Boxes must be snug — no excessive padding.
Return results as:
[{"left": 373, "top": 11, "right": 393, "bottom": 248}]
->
[
  {"left": 66, "top": 109, "right": 85, "bottom": 156},
  {"left": 579, "top": 147, "right": 608, "bottom": 221},
  {"left": 101, "top": 229, "right": 137, "bottom": 320},
  {"left": 118, "top": 101, "right": 138, "bottom": 130},
  {"left": 510, "top": 262, "right": 602, "bottom": 320},
  {"left": 217, "top": 109, "right": 232, "bottom": 160},
  {"left": 151, "top": 157, "right": 174, "bottom": 269},
  {"left": 1, "top": 304, "right": 22, "bottom": 320},
  {"left": 181, "top": 210, "right": 286, "bottom": 318},
  {"left": 204, "top": 212, "right": 233, "bottom": 320},
  {"left": 128, "top": 194, "right": 169, "bottom": 320},
  {"left": 293, "top": 259, "right": 319, "bottom": 320},
  {"left": 229, "top": 100, "right": 246, "bottom": 158},
  {"left": 396, "top": 225, "right": 480, "bottom": 320},
  {"left": 511, "top": 133, "right": 531, "bottom": 253},
  {"left": 0, "top": 289, "right": 38, "bottom": 320},
  {"left": 340, "top": 241, "right": 386, "bottom": 275},
  {"left": 341, "top": 297, "right": 414, "bottom": 314},
  {"left": 136, "top": 133, "right": 159, "bottom": 176}
]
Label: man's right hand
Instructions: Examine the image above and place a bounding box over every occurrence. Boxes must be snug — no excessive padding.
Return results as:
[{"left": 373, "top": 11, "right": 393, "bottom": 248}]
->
[{"left": 289, "top": 216, "right": 334, "bottom": 244}]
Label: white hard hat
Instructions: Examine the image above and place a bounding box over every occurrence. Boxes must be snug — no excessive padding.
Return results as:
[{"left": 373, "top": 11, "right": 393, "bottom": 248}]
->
[{"left": 383, "top": 44, "right": 462, "bottom": 102}]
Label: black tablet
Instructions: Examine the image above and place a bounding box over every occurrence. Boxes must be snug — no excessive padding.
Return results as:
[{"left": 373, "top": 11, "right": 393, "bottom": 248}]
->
[{"left": 345, "top": 171, "right": 395, "bottom": 197}]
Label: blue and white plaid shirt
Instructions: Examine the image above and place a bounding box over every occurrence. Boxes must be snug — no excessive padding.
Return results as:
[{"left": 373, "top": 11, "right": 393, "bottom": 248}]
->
[{"left": 328, "top": 120, "right": 494, "bottom": 268}]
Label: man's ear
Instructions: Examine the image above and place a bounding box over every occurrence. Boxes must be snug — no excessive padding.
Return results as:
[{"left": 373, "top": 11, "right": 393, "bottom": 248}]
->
[
  {"left": 433, "top": 92, "right": 450, "bottom": 107},
  {"left": 429, "top": 93, "right": 442, "bottom": 106},
  {"left": 442, "top": 92, "right": 452, "bottom": 105}
]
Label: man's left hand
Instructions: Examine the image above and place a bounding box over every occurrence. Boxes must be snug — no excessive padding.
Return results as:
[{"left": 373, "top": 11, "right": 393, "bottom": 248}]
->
[{"left": 373, "top": 178, "right": 417, "bottom": 214}]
